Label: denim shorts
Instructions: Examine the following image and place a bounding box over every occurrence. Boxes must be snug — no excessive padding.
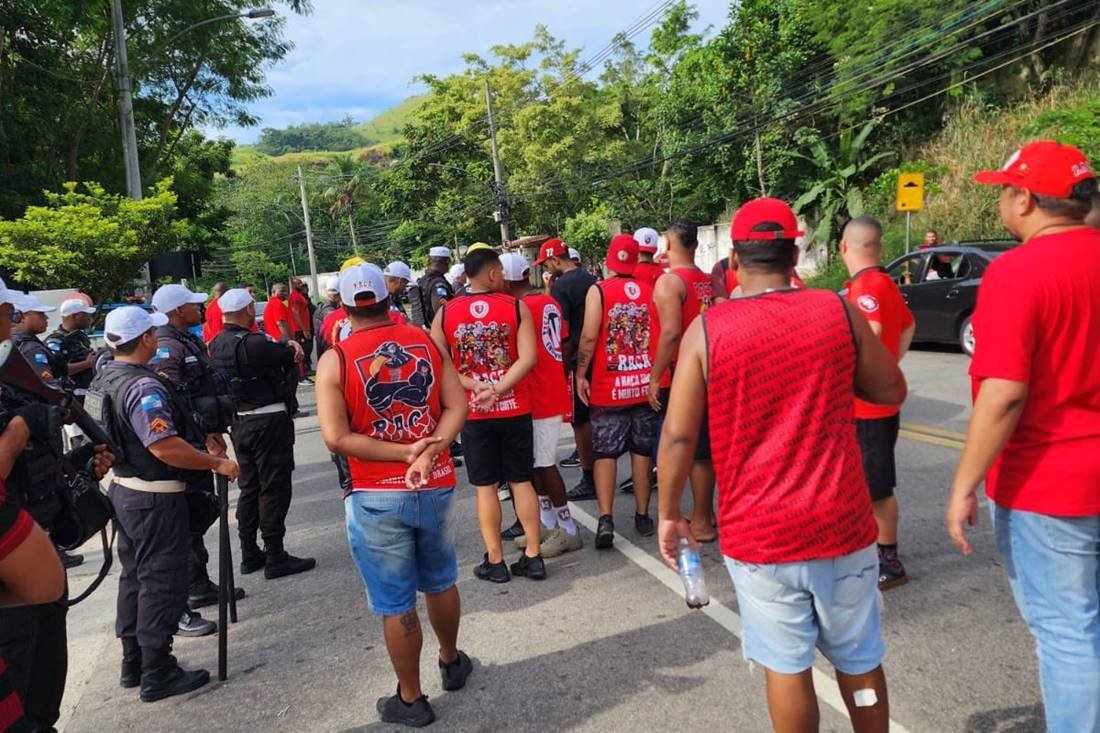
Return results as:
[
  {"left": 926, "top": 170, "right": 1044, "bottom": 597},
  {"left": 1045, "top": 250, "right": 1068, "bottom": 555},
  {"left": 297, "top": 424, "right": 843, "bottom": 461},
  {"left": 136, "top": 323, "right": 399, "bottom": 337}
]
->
[
  {"left": 344, "top": 488, "right": 458, "bottom": 616},
  {"left": 725, "top": 543, "right": 884, "bottom": 675}
]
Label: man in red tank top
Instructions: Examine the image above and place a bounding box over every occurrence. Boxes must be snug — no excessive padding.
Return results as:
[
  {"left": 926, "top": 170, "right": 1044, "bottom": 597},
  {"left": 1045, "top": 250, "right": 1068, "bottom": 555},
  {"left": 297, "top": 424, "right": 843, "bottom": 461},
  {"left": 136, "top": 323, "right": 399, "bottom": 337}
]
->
[
  {"left": 431, "top": 248, "right": 546, "bottom": 583},
  {"left": 576, "top": 234, "right": 661, "bottom": 548},
  {"left": 649, "top": 221, "right": 716, "bottom": 542},
  {"left": 657, "top": 198, "right": 907, "bottom": 732},
  {"left": 632, "top": 227, "right": 664, "bottom": 287},
  {"left": 501, "top": 254, "right": 583, "bottom": 558},
  {"left": 316, "top": 263, "right": 472, "bottom": 727}
]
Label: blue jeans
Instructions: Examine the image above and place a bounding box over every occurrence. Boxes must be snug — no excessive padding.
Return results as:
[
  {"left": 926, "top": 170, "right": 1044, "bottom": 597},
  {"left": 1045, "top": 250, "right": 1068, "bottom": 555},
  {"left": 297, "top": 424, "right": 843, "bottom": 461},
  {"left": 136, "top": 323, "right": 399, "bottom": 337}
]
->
[
  {"left": 991, "top": 504, "right": 1100, "bottom": 733},
  {"left": 344, "top": 489, "right": 458, "bottom": 616}
]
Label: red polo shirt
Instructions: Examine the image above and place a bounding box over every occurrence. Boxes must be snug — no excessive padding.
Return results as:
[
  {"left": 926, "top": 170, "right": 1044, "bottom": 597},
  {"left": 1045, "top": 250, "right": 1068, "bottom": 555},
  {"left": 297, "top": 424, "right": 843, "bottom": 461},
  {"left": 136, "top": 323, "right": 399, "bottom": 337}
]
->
[
  {"left": 844, "top": 266, "right": 913, "bottom": 419},
  {"left": 970, "top": 227, "right": 1100, "bottom": 516}
]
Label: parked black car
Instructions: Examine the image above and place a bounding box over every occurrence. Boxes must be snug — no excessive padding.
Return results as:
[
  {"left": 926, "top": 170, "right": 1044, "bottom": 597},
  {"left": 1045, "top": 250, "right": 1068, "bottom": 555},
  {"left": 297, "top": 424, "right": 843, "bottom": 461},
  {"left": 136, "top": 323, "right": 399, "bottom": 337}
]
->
[{"left": 883, "top": 241, "right": 1016, "bottom": 356}]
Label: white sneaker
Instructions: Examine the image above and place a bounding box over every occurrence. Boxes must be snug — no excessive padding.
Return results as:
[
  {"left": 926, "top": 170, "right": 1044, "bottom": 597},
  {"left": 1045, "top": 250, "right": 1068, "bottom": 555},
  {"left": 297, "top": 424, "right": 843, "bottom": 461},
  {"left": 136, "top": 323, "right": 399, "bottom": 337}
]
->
[{"left": 514, "top": 525, "right": 557, "bottom": 551}]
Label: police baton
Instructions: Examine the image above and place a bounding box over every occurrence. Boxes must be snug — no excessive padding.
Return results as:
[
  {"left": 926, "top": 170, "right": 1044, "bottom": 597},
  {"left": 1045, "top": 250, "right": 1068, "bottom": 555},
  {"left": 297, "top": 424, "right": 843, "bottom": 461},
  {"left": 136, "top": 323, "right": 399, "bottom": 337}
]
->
[{"left": 216, "top": 471, "right": 239, "bottom": 681}]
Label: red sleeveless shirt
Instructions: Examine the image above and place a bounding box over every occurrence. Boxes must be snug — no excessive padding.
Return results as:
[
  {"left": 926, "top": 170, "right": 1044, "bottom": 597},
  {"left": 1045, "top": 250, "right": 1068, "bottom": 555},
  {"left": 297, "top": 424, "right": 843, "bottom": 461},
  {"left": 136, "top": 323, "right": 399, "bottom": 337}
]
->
[
  {"left": 670, "top": 267, "right": 712, "bottom": 364},
  {"left": 704, "top": 289, "right": 876, "bottom": 564},
  {"left": 591, "top": 276, "right": 657, "bottom": 407},
  {"left": 442, "top": 292, "right": 531, "bottom": 420},
  {"left": 335, "top": 322, "right": 454, "bottom": 494}
]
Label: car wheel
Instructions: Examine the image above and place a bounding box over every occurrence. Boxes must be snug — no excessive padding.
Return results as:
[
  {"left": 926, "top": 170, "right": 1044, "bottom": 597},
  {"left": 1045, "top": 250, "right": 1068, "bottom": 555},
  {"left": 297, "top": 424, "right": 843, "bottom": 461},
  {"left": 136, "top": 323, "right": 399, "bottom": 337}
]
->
[{"left": 959, "top": 315, "right": 975, "bottom": 357}]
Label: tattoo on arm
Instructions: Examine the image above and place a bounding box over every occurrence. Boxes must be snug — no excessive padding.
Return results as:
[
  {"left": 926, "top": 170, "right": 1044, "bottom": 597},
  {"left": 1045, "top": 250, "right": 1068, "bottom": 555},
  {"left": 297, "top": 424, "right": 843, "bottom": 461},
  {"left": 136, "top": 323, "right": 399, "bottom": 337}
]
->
[
  {"left": 576, "top": 346, "right": 593, "bottom": 376},
  {"left": 399, "top": 609, "right": 420, "bottom": 637}
]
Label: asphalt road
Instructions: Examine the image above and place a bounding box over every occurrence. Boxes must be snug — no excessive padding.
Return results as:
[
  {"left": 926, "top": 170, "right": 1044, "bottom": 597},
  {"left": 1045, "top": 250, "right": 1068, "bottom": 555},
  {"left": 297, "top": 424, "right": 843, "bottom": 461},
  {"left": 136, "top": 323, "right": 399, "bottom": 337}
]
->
[{"left": 59, "top": 346, "right": 1044, "bottom": 732}]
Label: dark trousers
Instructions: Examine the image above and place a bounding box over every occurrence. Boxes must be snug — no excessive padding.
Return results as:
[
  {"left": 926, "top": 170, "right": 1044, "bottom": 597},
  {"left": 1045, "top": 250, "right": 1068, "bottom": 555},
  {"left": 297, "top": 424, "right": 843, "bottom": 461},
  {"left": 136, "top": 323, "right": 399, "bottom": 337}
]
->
[
  {"left": 109, "top": 483, "right": 190, "bottom": 649},
  {"left": 0, "top": 600, "right": 67, "bottom": 730},
  {"left": 231, "top": 411, "right": 295, "bottom": 549},
  {"left": 186, "top": 473, "right": 215, "bottom": 589}
]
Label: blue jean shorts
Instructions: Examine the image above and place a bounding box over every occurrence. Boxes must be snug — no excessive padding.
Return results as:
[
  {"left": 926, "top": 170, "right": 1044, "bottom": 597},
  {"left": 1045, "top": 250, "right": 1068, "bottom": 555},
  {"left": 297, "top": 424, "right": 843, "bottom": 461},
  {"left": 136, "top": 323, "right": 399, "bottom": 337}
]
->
[
  {"left": 725, "top": 543, "right": 884, "bottom": 675},
  {"left": 344, "top": 488, "right": 459, "bottom": 616}
]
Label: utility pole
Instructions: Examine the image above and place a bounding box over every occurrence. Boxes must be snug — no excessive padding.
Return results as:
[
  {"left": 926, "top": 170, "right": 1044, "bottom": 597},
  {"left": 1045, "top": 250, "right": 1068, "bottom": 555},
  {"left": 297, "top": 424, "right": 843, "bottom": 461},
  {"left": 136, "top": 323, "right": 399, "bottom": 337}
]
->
[
  {"left": 295, "top": 166, "right": 320, "bottom": 299},
  {"left": 110, "top": 0, "right": 142, "bottom": 200},
  {"left": 483, "top": 79, "right": 510, "bottom": 246}
]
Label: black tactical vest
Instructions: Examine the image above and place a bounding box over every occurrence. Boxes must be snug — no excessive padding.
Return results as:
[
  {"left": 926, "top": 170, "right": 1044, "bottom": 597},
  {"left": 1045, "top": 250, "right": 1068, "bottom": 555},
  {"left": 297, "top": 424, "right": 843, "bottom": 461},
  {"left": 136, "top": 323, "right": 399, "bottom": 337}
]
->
[
  {"left": 0, "top": 384, "right": 65, "bottom": 526},
  {"left": 46, "top": 327, "right": 94, "bottom": 389},
  {"left": 86, "top": 362, "right": 205, "bottom": 482},
  {"left": 208, "top": 328, "right": 293, "bottom": 412},
  {"left": 155, "top": 325, "right": 233, "bottom": 433}
]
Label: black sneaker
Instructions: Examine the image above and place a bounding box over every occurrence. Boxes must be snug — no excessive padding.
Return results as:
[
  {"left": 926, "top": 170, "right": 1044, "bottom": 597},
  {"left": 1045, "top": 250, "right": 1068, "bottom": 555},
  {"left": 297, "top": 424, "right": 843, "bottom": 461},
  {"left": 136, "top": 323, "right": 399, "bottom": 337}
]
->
[
  {"left": 634, "top": 513, "right": 655, "bottom": 537},
  {"left": 510, "top": 554, "right": 547, "bottom": 580},
  {"left": 500, "top": 519, "right": 525, "bottom": 540},
  {"left": 473, "top": 554, "right": 510, "bottom": 583},
  {"left": 619, "top": 477, "right": 634, "bottom": 494},
  {"left": 595, "top": 515, "right": 615, "bottom": 549},
  {"left": 140, "top": 665, "right": 210, "bottom": 703},
  {"left": 878, "top": 550, "right": 909, "bottom": 591},
  {"left": 453, "top": 456, "right": 463, "bottom": 468},
  {"left": 566, "top": 475, "right": 596, "bottom": 501},
  {"left": 188, "top": 580, "right": 246, "bottom": 610},
  {"left": 177, "top": 610, "right": 216, "bottom": 637},
  {"left": 439, "top": 650, "right": 473, "bottom": 691},
  {"left": 559, "top": 450, "right": 581, "bottom": 468},
  {"left": 264, "top": 551, "right": 316, "bottom": 579},
  {"left": 240, "top": 549, "right": 265, "bottom": 575},
  {"left": 60, "top": 550, "right": 84, "bottom": 569},
  {"left": 377, "top": 688, "right": 436, "bottom": 727},
  {"left": 449, "top": 440, "right": 464, "bottom": 457}
]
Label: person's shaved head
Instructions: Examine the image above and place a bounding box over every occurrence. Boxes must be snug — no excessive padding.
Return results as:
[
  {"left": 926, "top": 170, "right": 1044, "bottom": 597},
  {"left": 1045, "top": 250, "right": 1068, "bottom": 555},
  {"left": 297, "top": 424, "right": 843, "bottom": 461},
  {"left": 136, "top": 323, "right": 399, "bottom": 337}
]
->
[{"left": 842, "top": 216, "right": 883, "bottom": 253}]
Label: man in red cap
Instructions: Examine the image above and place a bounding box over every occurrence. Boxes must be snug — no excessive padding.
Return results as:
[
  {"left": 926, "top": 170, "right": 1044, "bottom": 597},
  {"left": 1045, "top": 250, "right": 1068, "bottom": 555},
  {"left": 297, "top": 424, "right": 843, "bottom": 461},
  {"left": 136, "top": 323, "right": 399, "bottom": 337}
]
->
[
  {"left": 632, "top": 228, "right": 664, "bottom": 287},
  {"left": 576, "top": 234, "right": 661, "bottom": 548},
  {"left": 946, "top": 140, "right": 1100, "bottom": 731},
  {"left": 658, "top": 196, "right": 906, "bottom": 731}
]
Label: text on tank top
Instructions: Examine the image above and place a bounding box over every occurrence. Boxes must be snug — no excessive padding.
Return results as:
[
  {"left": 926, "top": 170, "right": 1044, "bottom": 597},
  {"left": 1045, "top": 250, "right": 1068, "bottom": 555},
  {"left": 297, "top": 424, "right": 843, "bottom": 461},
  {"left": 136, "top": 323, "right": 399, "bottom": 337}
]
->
[
  {"left": 704, "top": 289, "right": 876, "bottom": 564},
  {"left": 590, "top": 276, "right": 657, "bottom": 407},
  {"left": 335, "top": 322, "right": 454, "bottom": 493},
  {"left": 443, "top": 292, "right": 531, "bottom": 420},
  {"left": 671, "top": 267, "right": 712, "bottom": 364}
]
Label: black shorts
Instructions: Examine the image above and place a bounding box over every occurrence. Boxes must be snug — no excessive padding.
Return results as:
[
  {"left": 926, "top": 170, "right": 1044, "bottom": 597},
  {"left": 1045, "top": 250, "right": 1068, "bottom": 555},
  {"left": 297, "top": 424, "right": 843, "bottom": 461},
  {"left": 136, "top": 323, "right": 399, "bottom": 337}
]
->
[
  {"left": 571, "top": 372, "right": 590, "bottom": 425},
  {"left": 461, "top": 415, "right": 534, "bottom": 487},
  {"left": 856, "top": 414, "right": 900, "bottom": 501},
  {"left": 591, "top": 403, "right": 660, "bottom": 459},
  {"left": 657, "top": 387, "right": 710, "bottom": 461}
]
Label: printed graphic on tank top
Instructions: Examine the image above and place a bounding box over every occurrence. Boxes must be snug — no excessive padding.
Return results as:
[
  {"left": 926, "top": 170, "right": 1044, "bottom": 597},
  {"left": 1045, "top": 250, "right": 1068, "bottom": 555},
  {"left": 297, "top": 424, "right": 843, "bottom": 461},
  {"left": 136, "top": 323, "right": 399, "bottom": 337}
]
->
[
  {"left": 591, "top": 278, "right": 657, "bottom": 407},
  {"left": 444, "top": 293, "right": 531, "bottom": 420}
]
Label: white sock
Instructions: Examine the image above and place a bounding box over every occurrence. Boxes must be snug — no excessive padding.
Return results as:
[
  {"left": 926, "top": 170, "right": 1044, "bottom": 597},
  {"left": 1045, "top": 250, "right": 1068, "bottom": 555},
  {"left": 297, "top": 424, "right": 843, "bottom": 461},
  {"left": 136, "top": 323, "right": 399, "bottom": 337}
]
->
[
  {"left": 538, "top": 497, "right": 556, "bottom": 529},
  {"left": 555, "top": 504, "right": 577, "bottom": 535}
]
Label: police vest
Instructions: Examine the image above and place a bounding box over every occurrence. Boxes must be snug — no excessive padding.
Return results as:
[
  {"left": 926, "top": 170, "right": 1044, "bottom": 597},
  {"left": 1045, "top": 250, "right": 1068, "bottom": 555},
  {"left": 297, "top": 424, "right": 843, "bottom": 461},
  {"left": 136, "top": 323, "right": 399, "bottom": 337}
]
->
[
  {"left": 46, "top": 328, "right": 94, "bottom": 389},
  {"left": 154, "top": 325, "right": 233, "bottom": 432},
  {"left": 0, "top": 384, "right": 65, "bottom": 527},
  {"left": 87, "top": 362, "right": 205, "bottom": 482},
  {"left": 208, "top": 329, "right": 293, "bottom": 412},
  {"left": 14, "top": 332, "right": 63, "bottom": 380}
]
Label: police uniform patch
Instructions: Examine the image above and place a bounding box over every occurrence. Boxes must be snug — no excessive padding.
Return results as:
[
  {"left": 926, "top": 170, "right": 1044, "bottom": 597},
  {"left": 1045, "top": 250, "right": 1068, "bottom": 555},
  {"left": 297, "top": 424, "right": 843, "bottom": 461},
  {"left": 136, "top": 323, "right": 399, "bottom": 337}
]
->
[
  {"left": 149, "top": 417, "right": 169, "bottom": 434},
  {"left": 184, "top": 355, "right": 198, "bottom": 363},
  {"left": 47, "top": 342, "right": 61, "bottom": 351},
  {"left": 154, "top": 346, "right": 171, "bottom": 361},
  {"left": 34, "top": 352, "right": 48, "bottom": 364},
  {"left": 140, "top": 394, "right": 164, "bottom": 411},
  {"left": 40, "top": 370, "right": 52, "bottom": 379}
]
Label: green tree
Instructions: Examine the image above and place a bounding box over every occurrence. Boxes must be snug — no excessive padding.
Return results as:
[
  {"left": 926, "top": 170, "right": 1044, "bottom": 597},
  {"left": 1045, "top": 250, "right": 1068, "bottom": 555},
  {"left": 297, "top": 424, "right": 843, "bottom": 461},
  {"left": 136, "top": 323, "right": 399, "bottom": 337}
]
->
[{"left": 562, "top": 204, "right": 614, "bottom": 261}]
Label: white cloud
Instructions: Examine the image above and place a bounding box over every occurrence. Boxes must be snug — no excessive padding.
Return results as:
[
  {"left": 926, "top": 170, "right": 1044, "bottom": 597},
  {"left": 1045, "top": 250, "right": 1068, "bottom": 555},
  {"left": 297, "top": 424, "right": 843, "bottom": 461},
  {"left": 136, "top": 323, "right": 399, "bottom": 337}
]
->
[{"left": 211, "top": 0, "right": 730, "bottom": 143}]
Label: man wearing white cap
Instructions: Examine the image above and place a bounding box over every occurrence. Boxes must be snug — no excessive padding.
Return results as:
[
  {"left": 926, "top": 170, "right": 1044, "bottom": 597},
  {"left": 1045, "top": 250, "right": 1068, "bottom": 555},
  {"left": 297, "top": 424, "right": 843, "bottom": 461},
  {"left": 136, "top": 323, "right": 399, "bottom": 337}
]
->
[
  {"left": 46, "top": 297, "right": 98, "bottom": 402},
  {"left": 409, "top": 247, "right": 453, "bottom": 327},
  {"left": 209, "top": 289, "right": 315, "bottom": 580},
  {"left": 314, "top": 276, "right": 341, "bottom": 356},
  {"left": 89, "top": 306, "right": 239, "bottom": 703},
  {"left": 632, "top": 227, "right": 664, "bottom": 287},
  {"left": 149, "top": 284, "right": 243, "bottom": 629},
  {"left": 383, "top": 261, "right": 413, "bottom": 324},
  {"left": 448, "top": 263, "right": 468, "bottom": 297},
  {"left": 11, "top": 295, "right": 59, "bottom": 382},
  {"left": 569, "top": 248, "right": 582, "bottom": 266}
]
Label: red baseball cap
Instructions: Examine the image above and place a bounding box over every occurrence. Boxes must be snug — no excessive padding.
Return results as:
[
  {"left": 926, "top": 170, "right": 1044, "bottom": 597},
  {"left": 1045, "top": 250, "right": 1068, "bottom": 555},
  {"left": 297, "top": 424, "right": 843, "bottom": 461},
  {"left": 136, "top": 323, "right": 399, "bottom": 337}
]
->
[
  {"left": 605, "top": 234, "right": 638, "bottom": 275},
  {"left": 533, "top": 238, "right": 567, "bottom": 265},
  {"left": 973, "top": 140, "right": 1094, "bottom": 198},
  {"left": 730, "top": 197, "right": 804, "bottom": 241}
]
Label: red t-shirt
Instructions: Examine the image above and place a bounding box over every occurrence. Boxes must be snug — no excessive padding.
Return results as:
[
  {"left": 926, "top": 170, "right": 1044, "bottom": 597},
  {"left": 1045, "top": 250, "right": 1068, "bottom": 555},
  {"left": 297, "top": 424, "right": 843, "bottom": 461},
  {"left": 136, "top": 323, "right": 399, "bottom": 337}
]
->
[
  {"left": 591, "top": 276, "right": 657, "bottom": 407},
  {"left": 264, "top": 296, "right": 291, "bottom": 342},
  {"left": 288, "top": 290, "right": 311, "bottom": 335},
  {"left": 970, "top": 228, "right": 1100, "bottom": 516},
  {"left": 705, "top": 290, "right": 876, "bottom": 564},
  {"left": 335, "top": 322, "right": 454, "bottom": 493},
  {"left": 844, "top": 267, "right": 913, "bottom": 419},
  {"left": 522, "top": 293, "right": 569, "bottom": 419},
  {"left": 202, "top": 297, "right": 223, "bottom": 343},
  {"left": 633, "top": 261, "right": 664, "bottom": 288}
]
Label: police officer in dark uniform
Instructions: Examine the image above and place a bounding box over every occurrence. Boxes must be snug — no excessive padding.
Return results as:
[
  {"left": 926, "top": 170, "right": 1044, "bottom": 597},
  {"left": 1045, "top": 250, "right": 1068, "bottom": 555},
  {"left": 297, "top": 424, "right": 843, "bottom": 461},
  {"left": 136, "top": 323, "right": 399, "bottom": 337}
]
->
[
  {"left": 209, "top": 289, "right": 315, "bottom": 579},
  {"left": 45, "top": 297, "right": 98, "bottom": 404},
  {"left": 88, "top": 306, "right": 239, "bottom": 702},
  {"left": 12, "top": 295, "right": 61, "bottom": 383},
  {"left": 149, "top": 283, "right": 244, "bottom": 636},
  {"left": 0, "top": 278, "right": 115, "bottom": 729}
]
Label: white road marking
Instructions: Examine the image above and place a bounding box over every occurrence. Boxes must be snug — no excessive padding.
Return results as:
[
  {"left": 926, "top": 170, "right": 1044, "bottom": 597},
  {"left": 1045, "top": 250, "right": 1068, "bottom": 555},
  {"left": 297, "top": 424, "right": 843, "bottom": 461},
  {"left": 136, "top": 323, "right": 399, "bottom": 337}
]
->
[{"left": 567, "top": 503, "right": 912, "bottom": 733}]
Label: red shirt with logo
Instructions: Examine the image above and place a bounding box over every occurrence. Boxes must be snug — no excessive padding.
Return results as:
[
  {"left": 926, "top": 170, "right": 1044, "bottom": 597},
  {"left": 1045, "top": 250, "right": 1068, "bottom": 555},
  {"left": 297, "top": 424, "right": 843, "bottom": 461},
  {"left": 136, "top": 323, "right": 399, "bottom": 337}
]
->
[
  {"left": 844, "top": 267, "right": 913, "bottom": 419},
  {"left": 442, "top": 292, "right": 531, "bottom": 420},
  {"left": 335, "top": 322, "right": 454, "bottom": 493},
  {"left": 522, "top": 293, "right": 570, "bottom": 419},
  {"left": 704, "top": 289, "right": 876, "bottom": 564},
  {"left": 670, "top": 267, "right": 713, "bottom": 364},
  {"left": 970, "top": 228, "right": 1100, "bottom": 516},
  {"left": 591, "top": 276, "right": 658, "bottom": 407},
  {"left": 288, "top": 289, "right": 311, "bottom": 335},
  {"left": 263, "top": 296, "right": 291, "bottom": 342}
]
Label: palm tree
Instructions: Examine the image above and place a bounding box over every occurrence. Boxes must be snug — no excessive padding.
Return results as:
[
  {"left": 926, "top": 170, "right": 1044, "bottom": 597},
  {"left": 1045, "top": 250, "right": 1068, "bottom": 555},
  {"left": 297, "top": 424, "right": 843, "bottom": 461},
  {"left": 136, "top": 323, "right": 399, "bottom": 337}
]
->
[{"left": 322, "top": 155, "right": 363, "bottom": 256}]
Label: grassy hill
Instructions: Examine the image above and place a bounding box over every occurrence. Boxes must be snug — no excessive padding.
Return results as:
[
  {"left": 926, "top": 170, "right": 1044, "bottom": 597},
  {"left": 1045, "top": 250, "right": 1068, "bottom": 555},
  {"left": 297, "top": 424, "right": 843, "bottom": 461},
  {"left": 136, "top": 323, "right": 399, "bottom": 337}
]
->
[{"left": 354, "top": 95, "right": 426, "bottom": 146}]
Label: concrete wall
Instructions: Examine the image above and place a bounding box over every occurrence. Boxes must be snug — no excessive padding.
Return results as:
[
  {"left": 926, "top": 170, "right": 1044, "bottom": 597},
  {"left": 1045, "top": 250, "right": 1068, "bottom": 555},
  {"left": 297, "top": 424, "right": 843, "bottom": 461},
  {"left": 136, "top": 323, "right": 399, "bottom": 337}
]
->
[{"left": 651, "top": 217, "right": 824, "bottom": 278}]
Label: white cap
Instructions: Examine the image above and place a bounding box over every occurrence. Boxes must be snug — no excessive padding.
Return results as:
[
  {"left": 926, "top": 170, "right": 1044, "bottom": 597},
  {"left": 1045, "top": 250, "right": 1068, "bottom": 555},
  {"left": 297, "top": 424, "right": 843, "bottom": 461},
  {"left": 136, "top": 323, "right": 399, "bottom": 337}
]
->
[
  {"left": 325, "top": 276, "right": 339, "bottom": 293},
  {"left": 60, "top": 298, "right": 96, "bottom": 317},
  {"left": 448, "top": 264, "right": 465, "bottom": 281},
  {"left": 501, "top": 252, "right": 531, "bottom": 282},
  {"left": 0, "top": 277, "right": 35, "bottom": 310},
  {"left": 568, "top": 247, "right": 581, "bottom": 261},
  {"left": 339, "top": 263, "right": 387, "bottom": 307},
  {"left": 429, "top": 246, "right": 452, "bottom": 259},
  {"left": 218, "top": 288, "right": 254, "bottom": 314},
  {"left": 384, "top": 261, "right": 412, "bottom": 281},
  {"left": 14, "top": 294, "right": 56, "bottom": 314},
  {"left": 152, "top": 283, "right": 207, "bottom": 314},
  {"left": 104, "top": 306, "right": 167, "bottom": 349},
  {"left": 633, "top": 227, "right": 659, "bottom": 253}
]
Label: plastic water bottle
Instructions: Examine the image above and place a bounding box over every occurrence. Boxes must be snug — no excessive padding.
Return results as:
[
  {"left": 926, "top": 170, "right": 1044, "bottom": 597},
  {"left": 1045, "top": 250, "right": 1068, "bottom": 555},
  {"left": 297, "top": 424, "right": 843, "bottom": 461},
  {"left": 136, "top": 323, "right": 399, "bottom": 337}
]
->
[{"left": 677, "top": 538, "right": 709, "bottom": 609}]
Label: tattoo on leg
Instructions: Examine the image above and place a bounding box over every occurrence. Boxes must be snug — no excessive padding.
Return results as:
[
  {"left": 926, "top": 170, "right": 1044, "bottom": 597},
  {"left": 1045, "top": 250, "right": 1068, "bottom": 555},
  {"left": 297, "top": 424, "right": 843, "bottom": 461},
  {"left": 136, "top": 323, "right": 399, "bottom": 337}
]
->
[{"left": 400, "top": 609, "right": 420, "bottom": 637}]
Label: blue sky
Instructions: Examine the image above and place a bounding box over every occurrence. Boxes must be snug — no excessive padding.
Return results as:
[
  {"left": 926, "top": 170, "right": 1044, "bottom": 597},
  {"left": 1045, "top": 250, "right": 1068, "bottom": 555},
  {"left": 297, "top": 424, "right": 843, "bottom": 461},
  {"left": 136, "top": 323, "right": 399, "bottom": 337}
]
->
[{"left": 216, "top": 0, "right": 732, "bottom": 143}]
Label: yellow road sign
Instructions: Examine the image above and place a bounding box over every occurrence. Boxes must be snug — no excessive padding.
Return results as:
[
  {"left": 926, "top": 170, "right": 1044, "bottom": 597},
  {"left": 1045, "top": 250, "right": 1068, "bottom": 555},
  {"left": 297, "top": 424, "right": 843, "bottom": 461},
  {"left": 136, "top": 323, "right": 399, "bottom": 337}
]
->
[{"left": 896, "top": 173, "right": 925, "bottom": 211}]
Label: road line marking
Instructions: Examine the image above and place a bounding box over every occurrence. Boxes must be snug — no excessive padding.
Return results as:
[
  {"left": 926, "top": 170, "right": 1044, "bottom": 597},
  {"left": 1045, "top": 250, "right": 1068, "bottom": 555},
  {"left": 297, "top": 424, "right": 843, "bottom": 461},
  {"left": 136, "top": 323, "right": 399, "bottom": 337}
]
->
[
  {"left": 567, "top": 503, "right": 912, "bottom": 733},
  {"left": 901, "top": 421, "right": 966, "bottom": 441},
  {"left": 899, "top": 429, "right": 964, "bottom": 450}
]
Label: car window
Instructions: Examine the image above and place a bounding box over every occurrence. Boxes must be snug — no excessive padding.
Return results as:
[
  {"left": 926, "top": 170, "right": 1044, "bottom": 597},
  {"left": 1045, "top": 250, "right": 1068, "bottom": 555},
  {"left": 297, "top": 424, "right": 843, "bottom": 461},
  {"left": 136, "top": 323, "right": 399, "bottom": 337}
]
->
[
  {"left": 922, "top": 252, "right": 966, "bottom": 282},
  {"left": 887, "top": 254, "right": 926, "bottom": 286}
]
